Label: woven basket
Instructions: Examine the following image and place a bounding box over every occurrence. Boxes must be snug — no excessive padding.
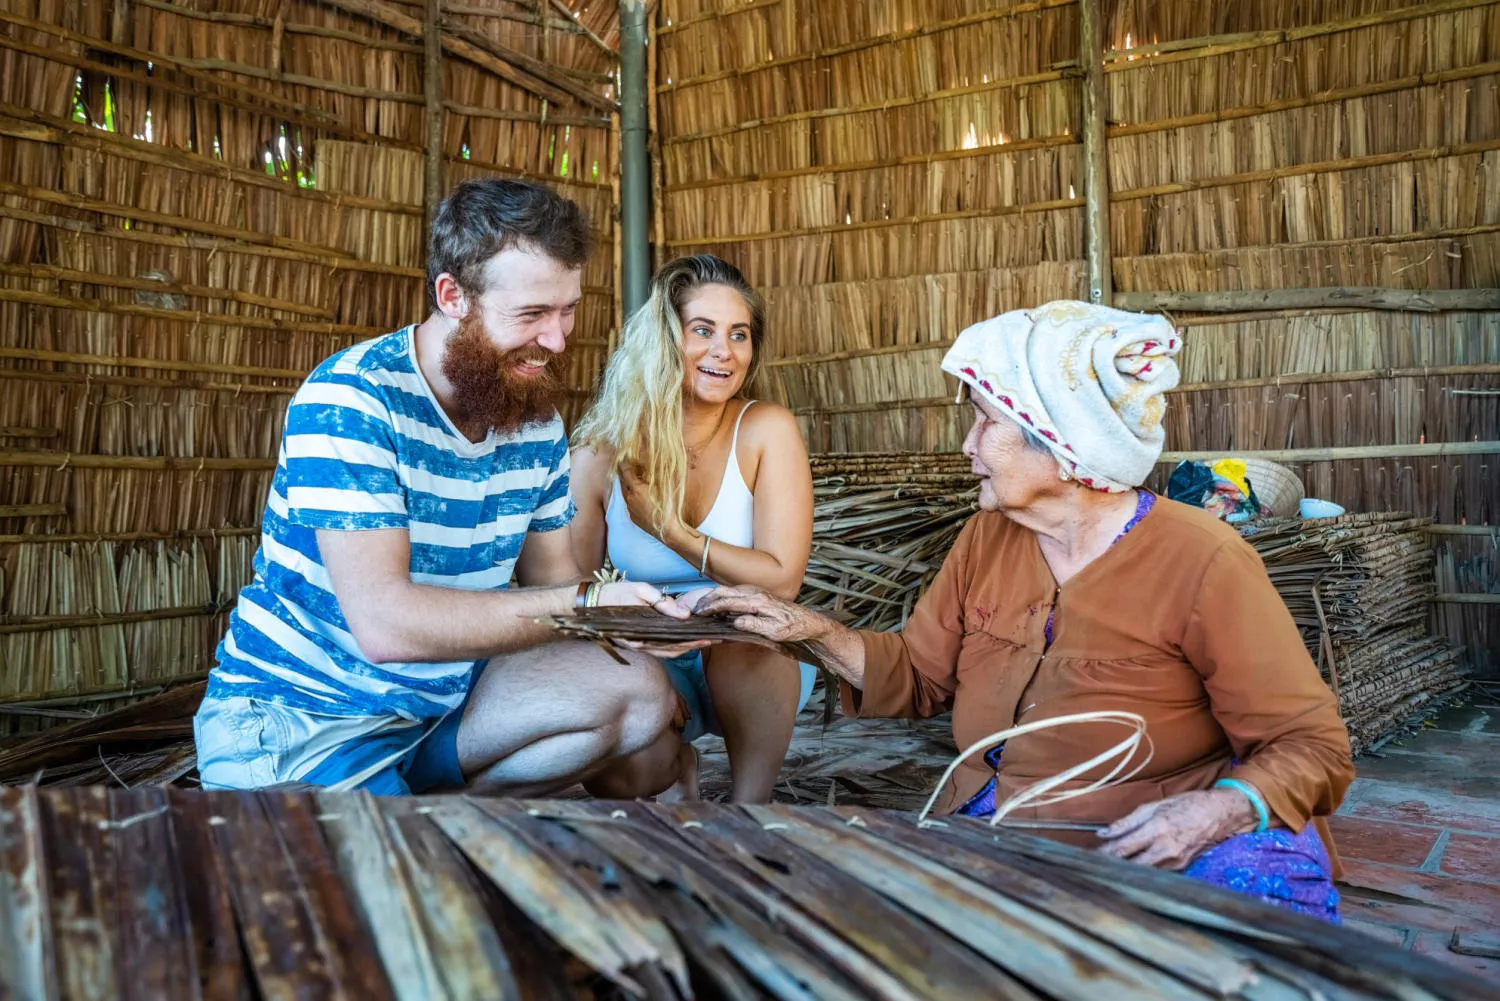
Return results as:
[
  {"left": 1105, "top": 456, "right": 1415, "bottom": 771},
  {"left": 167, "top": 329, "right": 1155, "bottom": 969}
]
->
[{"left": 1241, "top": 458, "right": 1305, "bottom": 518}]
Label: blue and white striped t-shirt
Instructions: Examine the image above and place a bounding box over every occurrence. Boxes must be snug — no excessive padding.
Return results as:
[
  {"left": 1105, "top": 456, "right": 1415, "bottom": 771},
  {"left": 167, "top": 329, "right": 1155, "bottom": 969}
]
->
[{"left": 207, "top": 326, "right": 575, "bottom": 720}]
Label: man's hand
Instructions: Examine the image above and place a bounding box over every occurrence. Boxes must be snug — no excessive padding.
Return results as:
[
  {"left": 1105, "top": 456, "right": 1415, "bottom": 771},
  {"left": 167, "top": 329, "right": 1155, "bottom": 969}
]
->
[{"left": 1096, "top": 788, "right": 1261, "bottom": 869}]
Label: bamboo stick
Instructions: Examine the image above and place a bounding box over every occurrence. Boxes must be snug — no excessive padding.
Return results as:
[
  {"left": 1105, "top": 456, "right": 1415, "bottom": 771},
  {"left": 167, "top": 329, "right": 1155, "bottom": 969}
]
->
[
  {"left": 0, "top": 180, "right": 366, "bottom": 262},
  {"left": 0, "top": 110, "right": 421, "bottom": 216},
  {"left": 0, "top": 347, "right": 305, "bottom": 380},
  {"left": 439, "top": 16, "right": 613, "bottom": 108},
  {"left": 0, "top": 605, "right": 229, "bottom": 636},
  {"left": 1159, "top": 442, "right": 1500, "bottom": 464},
  {"left": 444, "top": 3, "right": 590, "bottom": 34},
  {"left": 1431, "top": 594, "right": 1500, "bottom": 605},
  {"left": 0, "top": 368, "right": 297, "bottom": 397},
  {"left": 666, "top": 197, "right": 1082, "bottom": 247},
  {"left": 657, "top": 0, "right": 778, "bottom": 35},
  {"left": 154, "top": 56, "right": 427, "bottom": 103},
  {"left": 424, "top": 0, "right": 445, "bottom": 235},
  {"left": 1113, "top": 138, "right": 1500, "bottom": 203},
  {"left": 0, "top": 10, "right": 347, "bottom": 127},
  {"left": 544, "top": 0, "right": 616, "bottom": 58},
  {"left": 0, "top": 428, "right": 59, "bottom": 439},
  {"left": 1103, "top": 0, "right": 1500, "bottom": 73},
  {"left": 135, "top": 0, "right": 425, "bottom": 52},
  {"left": 669, "top": 135, "right": 1500, "bottom": 246},
  {"left": 0, "top": 453, "right": 277, "bottom": 471},
  {"left": 661, "top": 60, "right": 1500, "bottom": 191},
  {"left": 0, "top": 203, "right": 430, "bottom": 278},
  {"left": 1119, "top": 289, "right": 1500, "bottom": 313},
  {"left": 314, "top": 0, "right": 596, "bottom": 109},
  {"left": 443, "top": 101, "right": 611, "bottom": 128},
  {"left": 1425, "top": 525, "right": 1500, "bottom": 537},
  {"left": 0, "top": 288, "right": 379, "bottom": 338},
  {"left": 660, "top": 66, "right": 1076, "bottom": 147},
  {"left": 0, "top": 262, "right": 337, "bottom": 319},
  {"left": 1079, "top": 0, "right": 1110, "bottom": 305},
  {"left": 110, "top": 0, "right": 130, "bottom": 44},
  {"left": 659, "top": 0, "right": 1077, "bottom": 92},
  {"left": 0, "top": 529, "right": 257, "bottom": 546},
  {"left": 0, "top": 504, "right": 67, "bottom": 519}
]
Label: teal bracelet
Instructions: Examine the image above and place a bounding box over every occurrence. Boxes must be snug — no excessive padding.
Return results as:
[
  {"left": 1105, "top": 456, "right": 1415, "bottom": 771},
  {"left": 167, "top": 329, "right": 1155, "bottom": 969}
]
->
[{"left": 1215, "top": 778, "right": 1271, "bottom": 833}]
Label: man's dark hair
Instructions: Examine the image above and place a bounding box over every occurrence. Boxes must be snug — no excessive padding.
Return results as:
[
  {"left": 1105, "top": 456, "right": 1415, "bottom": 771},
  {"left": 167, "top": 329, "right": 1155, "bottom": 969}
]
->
[{"left": 426, "top": 179, "right": 594, "bottom": 304}]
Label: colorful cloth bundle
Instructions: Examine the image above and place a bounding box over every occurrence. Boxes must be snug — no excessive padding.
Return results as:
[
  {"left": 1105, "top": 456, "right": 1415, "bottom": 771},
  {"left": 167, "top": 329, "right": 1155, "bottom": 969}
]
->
[{"left": 1167, "top": 459, "right": 1264, "bottom": 523}]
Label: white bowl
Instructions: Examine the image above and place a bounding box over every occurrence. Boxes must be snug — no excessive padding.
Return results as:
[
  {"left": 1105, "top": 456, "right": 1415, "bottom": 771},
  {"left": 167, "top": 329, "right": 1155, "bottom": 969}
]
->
[{"left": 1300, "top": 498, "right": 1346, "bottom": 519}]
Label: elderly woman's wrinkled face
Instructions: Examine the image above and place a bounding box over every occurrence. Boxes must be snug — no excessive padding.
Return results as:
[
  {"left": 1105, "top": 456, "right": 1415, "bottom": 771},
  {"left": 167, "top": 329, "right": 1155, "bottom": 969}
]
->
[{"left": 962, "top": 398, "right": 1060, "bottom": 511}]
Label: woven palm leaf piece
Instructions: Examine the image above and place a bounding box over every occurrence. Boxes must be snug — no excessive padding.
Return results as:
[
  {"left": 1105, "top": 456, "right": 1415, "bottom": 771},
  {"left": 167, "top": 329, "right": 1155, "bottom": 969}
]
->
[{"left": 542, "top": 605, "right": 826, "bottom": 667}]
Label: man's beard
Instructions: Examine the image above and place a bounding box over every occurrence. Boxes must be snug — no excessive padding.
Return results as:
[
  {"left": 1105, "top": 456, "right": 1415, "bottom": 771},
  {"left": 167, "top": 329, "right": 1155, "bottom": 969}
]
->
[{"left": 441, "top": 310, "right": 570, "bottom": 435}]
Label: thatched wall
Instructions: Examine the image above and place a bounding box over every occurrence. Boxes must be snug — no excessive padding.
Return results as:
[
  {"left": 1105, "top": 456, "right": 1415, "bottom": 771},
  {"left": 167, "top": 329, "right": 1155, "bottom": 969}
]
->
[
  {"left": 0, "top": 0, "right": 619, "bottom": 713},
  {"left": 655, "top": 0, "right": 1498, "bottom": 671}
]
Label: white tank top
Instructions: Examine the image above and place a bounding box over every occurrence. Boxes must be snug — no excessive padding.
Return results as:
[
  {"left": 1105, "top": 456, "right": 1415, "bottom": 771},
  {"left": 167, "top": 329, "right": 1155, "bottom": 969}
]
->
[{"left": 605, "top": 401, "right": 756, "bottom": 591}]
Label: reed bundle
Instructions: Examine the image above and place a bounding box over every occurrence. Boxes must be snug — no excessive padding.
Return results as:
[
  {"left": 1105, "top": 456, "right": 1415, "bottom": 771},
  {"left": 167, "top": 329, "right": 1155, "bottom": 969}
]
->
[
  {"left": 796, "top": 455, "right": 1469, "bottom": 750},
  {"left": 543, "top": 604, "right": 824, "bottom": 664},
  {"left": 0, "top": 786, "right": 1490, "bottom": 999}
]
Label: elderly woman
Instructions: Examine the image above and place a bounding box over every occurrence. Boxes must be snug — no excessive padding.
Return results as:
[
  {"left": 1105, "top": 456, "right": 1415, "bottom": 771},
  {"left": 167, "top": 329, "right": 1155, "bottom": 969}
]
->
[{"left": 702, "top": 301, "right": 1355, "bottom": 921}]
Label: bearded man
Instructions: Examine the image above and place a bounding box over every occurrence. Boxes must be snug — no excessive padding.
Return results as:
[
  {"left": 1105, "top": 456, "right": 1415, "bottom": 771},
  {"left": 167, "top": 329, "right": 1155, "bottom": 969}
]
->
[{"left": 195, "top": 179, "right": 686, "bottom": 797}]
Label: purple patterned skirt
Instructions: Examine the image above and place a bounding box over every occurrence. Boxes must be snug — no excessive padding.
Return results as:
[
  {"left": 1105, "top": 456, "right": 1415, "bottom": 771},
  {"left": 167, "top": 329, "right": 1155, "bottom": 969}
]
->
[{"left": 957, "top": 749, "right": 1341, "bottom": 923}]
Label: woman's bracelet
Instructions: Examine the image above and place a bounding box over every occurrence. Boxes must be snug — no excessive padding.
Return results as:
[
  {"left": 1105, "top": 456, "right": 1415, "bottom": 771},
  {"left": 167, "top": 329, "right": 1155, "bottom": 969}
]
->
[
  {"left": 698, "top": 533, "right": 713, "bottom": 577},
  {"left": 1215, "top": 777, "right": 1271, "bottom": 833}
]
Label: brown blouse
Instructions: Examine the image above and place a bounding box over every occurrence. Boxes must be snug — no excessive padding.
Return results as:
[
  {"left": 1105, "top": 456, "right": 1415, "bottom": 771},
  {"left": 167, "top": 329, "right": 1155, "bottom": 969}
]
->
[{"left": 843, "top": 497, "right": 1354, "bottom": 856}]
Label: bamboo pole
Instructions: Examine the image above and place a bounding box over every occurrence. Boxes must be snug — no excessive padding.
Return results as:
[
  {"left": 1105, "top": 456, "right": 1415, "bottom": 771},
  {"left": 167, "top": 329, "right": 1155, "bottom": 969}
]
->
[
  {"left": 0, "top": 605, "right": 230, "bottom": 636},
  {"left": 0, "top": 347, "right": 306, "bottom": 380},
  {"left": 0, "top": 505, "right": 66, "bottom": 519},
  {"left": 661, "top": 60, "right": 1500, "bottom": 190},
  {"left": 648, "top": 7, "right": 665, "bottom": 272},
  {"left": 0, "top": 367, "right": 297, "bottom": 395},
  {"left": 787, "top": 365, "right": 1500, "bottom": 414},
  {"left": 134, "top": 0, "right": 424, "bottom": 52},
  {"left": 1079, "top": 0, "right": 1111, "bottom": 305},
  {"left": 110, "top": 0, "right": 130, "bottom": 44},
  {"left": 1159, "top": 442, "right": 1500, "bottom": 463},
  {"left": 1102, "top": 0, "right": 1500, "bottom": 73},
  {"left": 438, "top": 16, "right": 613, "bottom": 109},
  {"left": 0, "top": 179, "right": 368, "bottom": 262},
  {"left": 1425, "top": 525, "right": 1500, "bottom": 537},
  {"left": 1117, "top": 289, "right": 1500, "bottom": 313},
  {"left": 0, "top": 11, "right": 346, "bottom": 127},
  {"left": 0, "top": 288, "right": 378, "bottom": 338},
  {"left": 313, "top": 0, "right": 599, "bottom": 109},
  {"left": 660, "top": 66, "right": 1076, "bottom": 147},
  {"left": 1431, "top": 594, "right": 1500, "bottom": 605},
  {"left": 668, "top": 132, "right": 1500, "bottom": 246},
  {"left": 445, "top": 3, "right": 590, "bottom": 34},
  {"left": 659, "top": 0, "right": 1077, "bottom": 92},
  {"left": 0, "top": 262, "right": 337, "bottom": 319},
  {"left": 424, "top": 0, "right": 445, "bottom": 235},
  {"left": 1113, "top": 138, "right": 1500, "bottom": 203},
  {"left": 665, "top": 197, "right": 1082, "bottom": 247},
  {"left": 0, "top": 427, "right": 58, "bottom": 439},
  {"left": 443, "top": 101, "right": 610, "bottom": 128},
  {"left": 0, "top": 106, "right": 420, "bottom": 214},
  {"left": 0, "top": 529, "right": 258, "bottom": 545},
  {"left": 0, "top": 453, "right": 278, "bottom": 471},
  {"left": 657, "top": 0, "right": 780, "bottom": 35},
  {"left": 619, "top": 0, "right": 651, "bottom": 315},
  {"left": 543, "top": 0, "right": 616, "bottom": 58}
]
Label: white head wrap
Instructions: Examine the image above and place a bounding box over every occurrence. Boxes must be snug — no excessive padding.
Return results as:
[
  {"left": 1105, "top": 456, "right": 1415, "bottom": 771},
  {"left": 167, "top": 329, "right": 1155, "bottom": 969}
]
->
[{"left": 940, "top": 301, "right": 1181, "bottom": 492}]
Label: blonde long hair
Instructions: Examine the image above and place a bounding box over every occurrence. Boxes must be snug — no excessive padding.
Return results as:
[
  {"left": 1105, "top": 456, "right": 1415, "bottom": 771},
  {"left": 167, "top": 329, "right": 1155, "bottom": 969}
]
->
[{"left": 573, "top": 255, "right": 766, "bottom": 537}]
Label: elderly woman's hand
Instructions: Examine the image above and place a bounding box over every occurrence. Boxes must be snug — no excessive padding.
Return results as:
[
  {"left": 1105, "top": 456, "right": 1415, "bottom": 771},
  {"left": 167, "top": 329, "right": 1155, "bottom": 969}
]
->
[
  {"left": 695, "top": 586, "right": 830, "bottom": 644},
  {"left": 1096, "top": 788, "right": 1260, "bottom": 869}
]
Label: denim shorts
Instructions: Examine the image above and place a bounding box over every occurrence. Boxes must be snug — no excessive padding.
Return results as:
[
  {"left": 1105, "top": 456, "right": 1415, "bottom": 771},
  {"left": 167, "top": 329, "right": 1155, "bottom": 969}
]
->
[
  {"left": 665, "top": 652, "right": 817, "bottom": 743},
  {"left": 194, "top": 695, "right": 466, "bottom": 795}
]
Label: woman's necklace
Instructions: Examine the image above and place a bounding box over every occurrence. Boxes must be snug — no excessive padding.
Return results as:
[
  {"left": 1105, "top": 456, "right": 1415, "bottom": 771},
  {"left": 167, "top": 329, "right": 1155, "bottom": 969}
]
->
[{"left": 684, "top": 405, "right": 728, "bottom": 471}]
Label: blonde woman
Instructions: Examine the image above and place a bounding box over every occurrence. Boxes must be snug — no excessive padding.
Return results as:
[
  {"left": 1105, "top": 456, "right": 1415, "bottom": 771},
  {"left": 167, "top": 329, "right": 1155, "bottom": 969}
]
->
[{"left": 570, "top": 255, "right": 816, "bottom": 802}]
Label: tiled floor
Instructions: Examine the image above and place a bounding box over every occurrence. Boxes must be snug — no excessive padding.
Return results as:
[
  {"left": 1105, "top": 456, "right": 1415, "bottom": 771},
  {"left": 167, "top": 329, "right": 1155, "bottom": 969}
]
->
[{"left": 1330, "top": 697, "right": 1500, "bottom": 980}]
